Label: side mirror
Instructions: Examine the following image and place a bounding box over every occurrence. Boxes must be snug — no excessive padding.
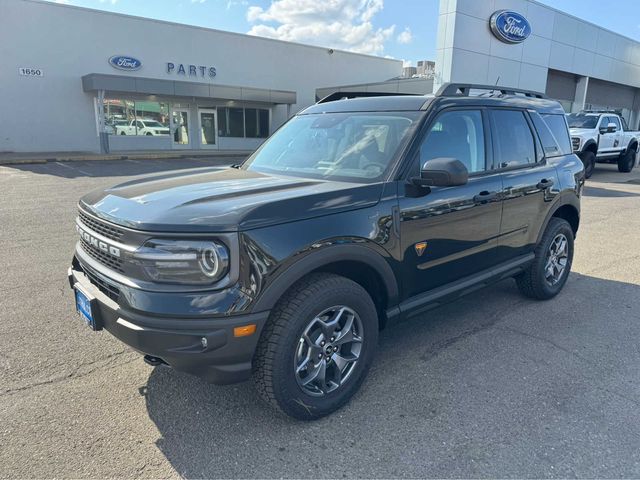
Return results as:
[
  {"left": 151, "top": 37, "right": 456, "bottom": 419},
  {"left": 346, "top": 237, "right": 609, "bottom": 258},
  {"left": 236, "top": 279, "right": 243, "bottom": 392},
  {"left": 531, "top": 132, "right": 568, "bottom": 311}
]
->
[{"left": 413, "top": 157, "right": 469, "bottom": 187}]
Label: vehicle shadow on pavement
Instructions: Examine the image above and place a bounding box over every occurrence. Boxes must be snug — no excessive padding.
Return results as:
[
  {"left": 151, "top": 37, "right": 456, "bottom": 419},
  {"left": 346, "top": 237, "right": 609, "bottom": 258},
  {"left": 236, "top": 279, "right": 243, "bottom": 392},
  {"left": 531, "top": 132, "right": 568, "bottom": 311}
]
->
[
  {"left": 2, "top": 158, "right": 237, "bottom": 179},
  {"left": 583, "top": 186, "right": 640, "bottom": 198},
  {"left": 141, "top": 272, "right": 640, "bottom": 479}
]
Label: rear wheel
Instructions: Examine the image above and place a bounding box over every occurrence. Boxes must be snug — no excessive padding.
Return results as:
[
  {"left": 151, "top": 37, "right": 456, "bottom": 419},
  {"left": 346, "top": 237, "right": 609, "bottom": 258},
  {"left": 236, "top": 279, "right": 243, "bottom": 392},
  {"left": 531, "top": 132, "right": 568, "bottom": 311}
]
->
[
  {"left": 618, "top": 147, "right": 636, "bottom": 173},
  {"left": 515, "top": 218, "right": 574, "bottom": 300},
  {"left": 579, "top": 150, "right": 596, "bottom": 179},
  {"left": 253, "top": 273, "right": 378, "bottom": 420}
]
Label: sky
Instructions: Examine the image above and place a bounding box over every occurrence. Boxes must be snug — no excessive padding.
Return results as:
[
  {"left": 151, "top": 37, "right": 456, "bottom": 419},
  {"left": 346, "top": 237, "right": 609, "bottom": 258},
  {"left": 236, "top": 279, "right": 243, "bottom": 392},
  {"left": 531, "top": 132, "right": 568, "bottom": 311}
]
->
[{"left": 47, "top": 0, "right": 640, "bottom": 66}]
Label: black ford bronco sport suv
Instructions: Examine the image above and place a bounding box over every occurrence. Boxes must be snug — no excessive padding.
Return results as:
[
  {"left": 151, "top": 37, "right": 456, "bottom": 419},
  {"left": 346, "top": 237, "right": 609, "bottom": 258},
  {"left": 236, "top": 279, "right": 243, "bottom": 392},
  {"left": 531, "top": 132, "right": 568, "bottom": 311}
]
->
[{"left": 69, "top": 83, "right": 584, "bottom": 420}]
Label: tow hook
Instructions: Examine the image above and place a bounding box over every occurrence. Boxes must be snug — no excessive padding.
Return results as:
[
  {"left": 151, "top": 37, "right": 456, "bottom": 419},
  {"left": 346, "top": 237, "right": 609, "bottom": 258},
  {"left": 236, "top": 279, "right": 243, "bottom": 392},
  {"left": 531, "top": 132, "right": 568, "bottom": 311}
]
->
[{"left": 143, "top": 355, "right": 167, "bottom": 367}]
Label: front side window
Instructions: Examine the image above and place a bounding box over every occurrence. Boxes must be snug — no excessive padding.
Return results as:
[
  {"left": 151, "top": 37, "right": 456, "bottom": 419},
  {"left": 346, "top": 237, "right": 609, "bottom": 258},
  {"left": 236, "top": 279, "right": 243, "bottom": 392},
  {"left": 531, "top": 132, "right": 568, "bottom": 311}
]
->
[
  {"left": 418, "top": 110, "right": 486, "bottom": 174},
  {"left": 609, "top": 116, "right": 621, "bottom": 131},
  {"left": 244, "top": 111, "right": 421, "bottom": 182},
  {"left": 490, "top": 110, "right": 536, "bottom": 168}
]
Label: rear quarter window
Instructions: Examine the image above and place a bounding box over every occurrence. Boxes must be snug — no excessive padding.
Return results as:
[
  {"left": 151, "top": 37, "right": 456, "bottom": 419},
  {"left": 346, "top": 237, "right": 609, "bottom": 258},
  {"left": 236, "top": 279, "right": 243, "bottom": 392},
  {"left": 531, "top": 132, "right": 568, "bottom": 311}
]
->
[{"left": 540, "top": 113, "right": 572, "bottom": 156}]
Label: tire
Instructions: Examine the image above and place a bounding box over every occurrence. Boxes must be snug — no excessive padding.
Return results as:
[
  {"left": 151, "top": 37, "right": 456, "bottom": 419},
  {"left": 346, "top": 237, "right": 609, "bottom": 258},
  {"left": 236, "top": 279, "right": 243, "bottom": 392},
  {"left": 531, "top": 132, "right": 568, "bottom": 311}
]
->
[
  {"left": 515, "top": 218, "right": 574, "bottom": 300},
  {"left": 618, "top": 147, "right": 636, "bottom": 173},
  {"left": 579, "top": 150, "right": 596, "bottom": 179},
  {"left": 253, "top": 273, "right": 378, "bottom": 420},
  {"left": 146, "top": 132, "right": 153, "bottom": 136},
  {"left": 120, "top": 131, "right": 126, "bottom": 135}
]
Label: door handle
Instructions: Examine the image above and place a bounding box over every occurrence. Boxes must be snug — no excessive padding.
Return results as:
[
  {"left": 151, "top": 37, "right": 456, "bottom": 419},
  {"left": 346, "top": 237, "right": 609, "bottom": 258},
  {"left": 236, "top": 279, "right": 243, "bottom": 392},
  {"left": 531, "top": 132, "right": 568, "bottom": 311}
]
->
[
  {"left": 536, "top": 179, "right": 554, "bottom": 189},
  {"left": 473, "top": 190, "right": 499, "bottom": 203}
]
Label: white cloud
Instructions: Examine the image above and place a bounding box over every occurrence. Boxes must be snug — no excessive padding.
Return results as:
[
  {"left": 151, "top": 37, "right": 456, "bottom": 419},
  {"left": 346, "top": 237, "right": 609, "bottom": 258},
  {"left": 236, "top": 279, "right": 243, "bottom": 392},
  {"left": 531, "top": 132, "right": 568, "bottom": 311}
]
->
[
  {"left": 99, "top": 0, "right": 119, "bottom": 4},
  {"left": 397, "top": 27, "right": 412, "bottom": 44},
  {"left": 191, "top": 0, "right": 206, "bottom": 3},
  {"left": 246, "top": 0, "right": 396, "bottom": 56}
]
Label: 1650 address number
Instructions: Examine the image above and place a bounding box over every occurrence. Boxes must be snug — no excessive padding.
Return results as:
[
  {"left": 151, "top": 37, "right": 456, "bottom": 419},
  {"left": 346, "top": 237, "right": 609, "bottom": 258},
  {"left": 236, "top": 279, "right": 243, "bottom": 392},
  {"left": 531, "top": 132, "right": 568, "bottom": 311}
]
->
[{"left": 18, "top": 67, "right": 44, "bottom": 77}]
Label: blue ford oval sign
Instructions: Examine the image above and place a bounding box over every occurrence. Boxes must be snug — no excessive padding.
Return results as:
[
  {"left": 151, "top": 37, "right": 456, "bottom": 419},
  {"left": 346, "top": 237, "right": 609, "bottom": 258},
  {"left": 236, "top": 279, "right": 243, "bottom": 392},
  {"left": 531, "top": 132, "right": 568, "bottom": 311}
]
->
[
  {"left": 490, "top": 10, "right": 531, "bottom": 44},
  {"left": 108, "top": 55, "right": 142, "bottom": 71}
]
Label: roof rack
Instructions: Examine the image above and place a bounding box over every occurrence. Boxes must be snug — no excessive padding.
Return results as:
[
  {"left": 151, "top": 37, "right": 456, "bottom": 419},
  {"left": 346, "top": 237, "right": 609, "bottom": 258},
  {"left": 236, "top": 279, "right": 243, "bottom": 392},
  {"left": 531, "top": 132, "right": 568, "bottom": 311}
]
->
[
  {"left": 580, "top": 109, "right": 621, "bottom": 114},
  {"left": 317, "top": 91, "right": 420, "bottom": 104},
  {"left": 436, "top": 83, "right": 546, "bottom": 99}
]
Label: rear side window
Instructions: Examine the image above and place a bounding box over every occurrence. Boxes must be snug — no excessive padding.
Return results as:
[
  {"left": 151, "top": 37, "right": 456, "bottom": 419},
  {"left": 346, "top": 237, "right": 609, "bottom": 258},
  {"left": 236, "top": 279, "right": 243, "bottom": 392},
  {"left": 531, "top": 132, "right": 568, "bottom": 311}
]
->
[
  {"left": 540, "top": 113, "right": 572, "bottom": 156},
  {"left": 621, "top": 116, "right": 629, "bottom": 131},
  {"left": 490, "top": 110, "right": 536, "bottom": 168}
]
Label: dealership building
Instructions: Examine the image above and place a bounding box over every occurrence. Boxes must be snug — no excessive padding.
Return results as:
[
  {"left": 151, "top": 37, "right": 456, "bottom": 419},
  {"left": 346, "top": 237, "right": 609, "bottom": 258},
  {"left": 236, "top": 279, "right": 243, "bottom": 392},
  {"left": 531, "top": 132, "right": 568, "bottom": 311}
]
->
[
  {"left": 4, "top": 0, "right": 640, "bottom": 154},
  {"left": 1, "top": 0, "right": 401, "bottom": 154},
  {"left": 435, "top": 0, "right": 640, "bottom": 128}
]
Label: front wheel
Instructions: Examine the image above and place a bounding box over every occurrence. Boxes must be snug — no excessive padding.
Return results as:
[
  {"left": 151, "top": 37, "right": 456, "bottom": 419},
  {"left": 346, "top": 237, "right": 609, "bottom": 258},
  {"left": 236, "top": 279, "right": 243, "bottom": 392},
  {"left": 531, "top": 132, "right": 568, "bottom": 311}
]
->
[
  {"left": 515, "top": 218, "right": 574, "bottom": 300},
  {"left": 579, "top": 150, "right": 596, "bottom": 179},
  {"left": 618, "top": 148, "right": 636, "bottom": 173},
  {"left": 253, "top": 273, "right": 378, "bottom": 420}
]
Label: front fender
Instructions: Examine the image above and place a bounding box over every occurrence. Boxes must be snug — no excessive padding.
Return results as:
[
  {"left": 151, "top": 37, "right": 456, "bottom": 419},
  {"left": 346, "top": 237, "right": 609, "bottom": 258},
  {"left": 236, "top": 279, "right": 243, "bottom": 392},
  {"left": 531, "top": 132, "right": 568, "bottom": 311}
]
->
[{"left": 250, "top": 242, "right": 399, "bottom": 313}]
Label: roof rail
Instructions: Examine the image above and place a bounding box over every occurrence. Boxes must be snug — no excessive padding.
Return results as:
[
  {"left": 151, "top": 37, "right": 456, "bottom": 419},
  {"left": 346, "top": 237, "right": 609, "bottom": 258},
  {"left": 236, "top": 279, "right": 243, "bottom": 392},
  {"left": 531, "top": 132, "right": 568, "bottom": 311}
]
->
[
  {"left": 580, "top": 109, "right": 620, "bottom": 114},
  {"left": 436, "top": 83, "right": 546, "bottom": 99},
  {"left": 317, "top": 91, "right": 420, "bottom": 104}
]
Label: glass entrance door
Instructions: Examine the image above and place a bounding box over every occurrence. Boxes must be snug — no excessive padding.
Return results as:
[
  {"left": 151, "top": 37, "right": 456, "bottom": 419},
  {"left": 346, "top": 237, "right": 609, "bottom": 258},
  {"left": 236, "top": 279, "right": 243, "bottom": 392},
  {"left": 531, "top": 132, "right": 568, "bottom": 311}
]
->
[
  {"left": 171, "top": 108, "right": 191, "bottom": 149},
  {"left": 199, "top": 108, "right": 218, "bottom": 149}
]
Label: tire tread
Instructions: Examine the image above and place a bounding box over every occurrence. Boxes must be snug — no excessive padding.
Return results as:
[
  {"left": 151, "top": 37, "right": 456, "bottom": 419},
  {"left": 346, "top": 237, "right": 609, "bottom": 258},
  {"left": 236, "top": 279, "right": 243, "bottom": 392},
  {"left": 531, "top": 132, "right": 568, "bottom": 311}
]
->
[
  {"left": 516, "top": 217, "right": 573, "bottom": 300},
  {"left": 253, "top": 273, "right": 374, "bottom": 418}
]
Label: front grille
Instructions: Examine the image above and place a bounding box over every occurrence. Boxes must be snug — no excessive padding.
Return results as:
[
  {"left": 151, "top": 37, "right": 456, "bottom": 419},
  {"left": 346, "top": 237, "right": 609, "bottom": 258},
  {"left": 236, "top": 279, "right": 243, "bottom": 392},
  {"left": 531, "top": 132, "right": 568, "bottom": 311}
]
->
[
  {"left": 80, "top": 237, "right": 125, "bottom": 273},
  {"left": 571, "top": 137, "right": 580, "bottom": 151},
  {"left": 78, "top": 210, "right": 124, "bottom": 241},
  {"left": 83, "top": 264, "right": 120, "bottom": 302}
]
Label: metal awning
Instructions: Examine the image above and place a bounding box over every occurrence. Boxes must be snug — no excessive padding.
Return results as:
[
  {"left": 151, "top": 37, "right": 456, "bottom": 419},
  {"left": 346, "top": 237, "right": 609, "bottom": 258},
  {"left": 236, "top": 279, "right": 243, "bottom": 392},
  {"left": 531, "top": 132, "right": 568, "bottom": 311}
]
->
[{"left": 82, "top": 73, "right": 296, "bottom": 105}]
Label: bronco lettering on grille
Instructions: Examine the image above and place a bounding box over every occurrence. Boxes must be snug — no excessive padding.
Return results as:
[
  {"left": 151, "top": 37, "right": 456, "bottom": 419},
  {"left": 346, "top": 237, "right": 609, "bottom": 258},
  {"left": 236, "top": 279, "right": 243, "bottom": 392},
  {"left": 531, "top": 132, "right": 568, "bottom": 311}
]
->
[{"left": 76, "top": 224, "right": 121, "bottom": 258}]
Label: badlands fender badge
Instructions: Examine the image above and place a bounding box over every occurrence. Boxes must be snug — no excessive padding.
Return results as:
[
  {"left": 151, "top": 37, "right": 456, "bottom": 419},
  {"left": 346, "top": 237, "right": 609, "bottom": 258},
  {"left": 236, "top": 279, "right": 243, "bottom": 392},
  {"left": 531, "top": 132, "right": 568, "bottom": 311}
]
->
[{"left": 415, "top": 241, "right": 428, "bottom": 257}]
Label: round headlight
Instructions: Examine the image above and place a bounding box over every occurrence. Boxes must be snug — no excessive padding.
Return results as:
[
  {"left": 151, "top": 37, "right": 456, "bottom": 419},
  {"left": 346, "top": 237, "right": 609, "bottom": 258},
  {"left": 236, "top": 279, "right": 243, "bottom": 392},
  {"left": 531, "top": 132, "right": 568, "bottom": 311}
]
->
[{"left": 199, "top": 244, "right": 229, "bottom": 280}]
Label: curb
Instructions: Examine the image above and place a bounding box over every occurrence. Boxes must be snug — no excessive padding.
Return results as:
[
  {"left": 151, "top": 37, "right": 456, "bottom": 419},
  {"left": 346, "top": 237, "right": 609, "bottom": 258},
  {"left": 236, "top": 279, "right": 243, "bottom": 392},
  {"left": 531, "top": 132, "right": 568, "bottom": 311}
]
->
[{"left": 0, "top": 151, "right": 252, "bottom": 166}]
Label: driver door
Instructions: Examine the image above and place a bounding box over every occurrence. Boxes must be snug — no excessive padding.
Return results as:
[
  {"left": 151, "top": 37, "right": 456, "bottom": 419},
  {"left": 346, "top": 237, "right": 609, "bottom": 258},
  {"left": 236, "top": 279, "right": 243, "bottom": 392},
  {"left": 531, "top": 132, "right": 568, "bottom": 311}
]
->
[
  {"left": 398, "top": 108, "right": 503, "bottom": 299},
  {"left": 598, "top": 116, "right": 616, "bottom": 154}
]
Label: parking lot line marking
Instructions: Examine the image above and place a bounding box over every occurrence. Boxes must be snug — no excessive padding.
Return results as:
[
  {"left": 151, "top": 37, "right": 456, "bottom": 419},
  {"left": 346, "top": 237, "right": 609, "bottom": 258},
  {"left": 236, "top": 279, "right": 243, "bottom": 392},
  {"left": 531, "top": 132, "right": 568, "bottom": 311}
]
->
[{"left": 55, "top": 161, "right": 93, "bottom": 177}]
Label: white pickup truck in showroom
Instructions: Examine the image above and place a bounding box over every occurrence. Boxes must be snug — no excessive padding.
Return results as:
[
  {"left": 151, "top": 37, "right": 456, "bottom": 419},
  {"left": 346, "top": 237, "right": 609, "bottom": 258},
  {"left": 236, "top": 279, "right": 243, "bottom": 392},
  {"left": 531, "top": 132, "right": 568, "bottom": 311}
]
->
[
  {"left": 115, "top": 119, "right": 170, "bottom": 136},
  {"left": 567, "top": 111, "right": 638, "bottom": 178}
]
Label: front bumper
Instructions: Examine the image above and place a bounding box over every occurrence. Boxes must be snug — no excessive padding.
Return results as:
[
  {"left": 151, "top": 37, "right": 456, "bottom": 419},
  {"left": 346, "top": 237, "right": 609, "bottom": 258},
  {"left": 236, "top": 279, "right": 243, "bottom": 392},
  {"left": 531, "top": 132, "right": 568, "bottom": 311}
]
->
[{"left": 68, "top": 261, "right": 269, "bottom": 384}]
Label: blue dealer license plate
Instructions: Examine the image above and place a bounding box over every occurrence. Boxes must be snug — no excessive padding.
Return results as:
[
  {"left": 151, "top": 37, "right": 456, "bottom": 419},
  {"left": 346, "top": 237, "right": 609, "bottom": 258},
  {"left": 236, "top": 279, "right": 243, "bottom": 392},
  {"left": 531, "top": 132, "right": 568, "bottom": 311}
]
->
[{"left": 75, "top": 286, "right": 99, "bottom": 330}]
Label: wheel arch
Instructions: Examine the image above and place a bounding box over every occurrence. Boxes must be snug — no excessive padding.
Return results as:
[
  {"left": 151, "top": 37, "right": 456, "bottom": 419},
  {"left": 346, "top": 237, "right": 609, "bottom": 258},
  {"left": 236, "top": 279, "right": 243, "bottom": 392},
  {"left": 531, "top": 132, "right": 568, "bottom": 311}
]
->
[
  {"left": 582, "top": 139, "right": 598, "bottom": 155},
  {"left": 537, "top": 200, "right": 580, "bottom": 244},
  {"left": 251, "top": 244, "right": 399, "bottom": 327}
]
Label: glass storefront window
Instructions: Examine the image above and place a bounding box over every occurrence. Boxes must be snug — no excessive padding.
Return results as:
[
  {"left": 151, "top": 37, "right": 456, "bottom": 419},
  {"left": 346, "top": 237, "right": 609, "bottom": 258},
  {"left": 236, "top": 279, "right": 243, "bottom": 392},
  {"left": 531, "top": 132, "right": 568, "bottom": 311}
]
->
[
  {"left": 172, "top": 110, "right": 190, "bottom": 145},
  {"left": 219, "top": 107, "right": 269, "bottom": 138},
  {"left": 103, "top": 98, "right": 170, "bottom": 136}
]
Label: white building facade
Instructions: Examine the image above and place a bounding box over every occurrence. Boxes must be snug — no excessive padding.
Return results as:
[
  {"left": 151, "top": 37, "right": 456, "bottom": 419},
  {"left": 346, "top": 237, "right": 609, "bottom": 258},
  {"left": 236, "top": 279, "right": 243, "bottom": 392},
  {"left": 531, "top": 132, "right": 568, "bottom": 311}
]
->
[
  {"left": 435, "top": 0, "right": 640, "bottom": 128},
  {"left": 1, "top": 0, "right": 401, "bottom": 154}
]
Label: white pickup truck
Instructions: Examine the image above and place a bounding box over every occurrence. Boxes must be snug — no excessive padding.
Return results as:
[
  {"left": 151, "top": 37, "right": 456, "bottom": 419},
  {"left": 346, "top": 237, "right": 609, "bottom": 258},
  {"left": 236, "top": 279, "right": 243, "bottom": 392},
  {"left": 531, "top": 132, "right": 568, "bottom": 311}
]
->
[
  {"left": 567, "top": 111, "right": 638, "bottom": 178},
  {"left": 115, "top": 119, "right": 170, "bottom": 136}
]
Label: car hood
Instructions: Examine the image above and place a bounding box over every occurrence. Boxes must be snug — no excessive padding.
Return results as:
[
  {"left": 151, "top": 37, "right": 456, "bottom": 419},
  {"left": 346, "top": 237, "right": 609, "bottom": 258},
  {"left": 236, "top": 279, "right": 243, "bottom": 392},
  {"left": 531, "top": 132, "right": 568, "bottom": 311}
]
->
[
  {"left": 569, "top": 128, "right": 593, "bottom": 135},
  {"left": 80, "top": 167, "right": 383, "bottom": 232}
]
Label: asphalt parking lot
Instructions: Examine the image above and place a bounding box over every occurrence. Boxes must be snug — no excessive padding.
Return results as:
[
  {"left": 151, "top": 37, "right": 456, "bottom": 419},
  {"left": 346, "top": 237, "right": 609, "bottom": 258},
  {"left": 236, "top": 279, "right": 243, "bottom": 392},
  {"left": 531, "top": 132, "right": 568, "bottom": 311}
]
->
[{"left": 1, "top": 158, "right": 640, "bottom": 478}]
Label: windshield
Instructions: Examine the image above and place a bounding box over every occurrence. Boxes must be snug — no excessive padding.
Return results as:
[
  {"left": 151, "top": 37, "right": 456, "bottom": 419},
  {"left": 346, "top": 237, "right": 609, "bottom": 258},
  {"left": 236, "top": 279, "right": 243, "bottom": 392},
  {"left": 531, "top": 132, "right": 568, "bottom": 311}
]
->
[
  {"left": 243, "top": 111, "right": 422, "bottom": 182},
  {"left": 566, "top": 113, "right": 599, "bottom": 129},
  {"left": 143, "top": 121, "right": 165, "bottom": 128}
]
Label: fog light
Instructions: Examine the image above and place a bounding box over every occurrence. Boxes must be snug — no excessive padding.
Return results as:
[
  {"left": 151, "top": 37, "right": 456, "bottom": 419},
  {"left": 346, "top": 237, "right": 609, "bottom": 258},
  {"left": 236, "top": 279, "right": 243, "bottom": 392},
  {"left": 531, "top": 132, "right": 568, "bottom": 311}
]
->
[{"left": 233, "top": 324, "right": 257, "bottom": 337}]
